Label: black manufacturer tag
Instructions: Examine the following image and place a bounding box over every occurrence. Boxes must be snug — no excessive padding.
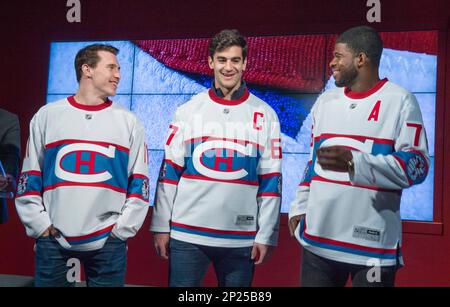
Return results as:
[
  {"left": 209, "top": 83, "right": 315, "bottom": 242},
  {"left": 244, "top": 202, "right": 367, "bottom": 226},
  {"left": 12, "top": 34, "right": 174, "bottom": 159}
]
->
[
  {"left": 353, "top": 226, "right": 381, "bottom": 242},
  {"left": 236, "top": 215, "right": 254, "bottom": 226}
]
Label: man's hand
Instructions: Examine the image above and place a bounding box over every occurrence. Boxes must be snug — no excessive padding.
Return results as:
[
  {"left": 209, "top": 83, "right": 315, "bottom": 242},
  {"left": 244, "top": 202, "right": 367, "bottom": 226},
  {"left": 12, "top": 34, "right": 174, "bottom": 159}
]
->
[
  {"left": 40, "top": 225, "right": 61, "bottom": 238},
  {"left": 288, "top": 214, "right": 305, "bottom": 237},
  {"left": 109, "top": 232, "right": 119, "bottom": 239},
  {"left": 153, "top": 232, "right": 170, "bottom": 260},
  {"left": 316, "top": 146, "right": 353, "bottom": 172},
  {"left": 251, "top": 243, "right": 274, "bottom": 265}
]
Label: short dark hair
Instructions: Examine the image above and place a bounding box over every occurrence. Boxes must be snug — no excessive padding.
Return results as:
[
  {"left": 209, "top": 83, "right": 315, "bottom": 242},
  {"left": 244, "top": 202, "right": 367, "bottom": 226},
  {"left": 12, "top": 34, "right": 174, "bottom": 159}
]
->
[
  {"left": 208, "top": 29, "right": 248, "bottom": 60},
  {"left": 336, "top": 26, "right": 383, "bottom": 67},
  {"left": 74, "top": 44, "right": 119, "bottom": 82}
]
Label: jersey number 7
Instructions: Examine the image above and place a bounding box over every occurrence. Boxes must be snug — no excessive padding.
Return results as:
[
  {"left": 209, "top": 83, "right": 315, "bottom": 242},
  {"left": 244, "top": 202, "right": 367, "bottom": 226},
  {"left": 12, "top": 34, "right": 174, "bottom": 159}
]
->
[{"left": 406, "top": 123, "right": 423, "bottom": 147}]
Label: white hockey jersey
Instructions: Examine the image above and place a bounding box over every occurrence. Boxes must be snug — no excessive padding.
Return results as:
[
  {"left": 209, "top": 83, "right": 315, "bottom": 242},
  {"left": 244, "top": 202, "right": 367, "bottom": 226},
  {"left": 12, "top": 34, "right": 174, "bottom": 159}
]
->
[
  {"left": 15, "top": 96, "right": 150, "bottom": 251},
  {"left": 151, "top": 88, "right": 282, "bottom": 248},
  {"left": 289, "top": 79, "right": 429, "bottom": 266}
]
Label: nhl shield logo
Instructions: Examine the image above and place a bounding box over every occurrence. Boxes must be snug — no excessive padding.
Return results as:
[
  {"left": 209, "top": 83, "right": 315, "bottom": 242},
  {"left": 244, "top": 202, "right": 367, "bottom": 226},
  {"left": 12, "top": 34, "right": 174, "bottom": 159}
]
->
[{"left": 17, "top": 173, "right": 29, "bottom": 195}]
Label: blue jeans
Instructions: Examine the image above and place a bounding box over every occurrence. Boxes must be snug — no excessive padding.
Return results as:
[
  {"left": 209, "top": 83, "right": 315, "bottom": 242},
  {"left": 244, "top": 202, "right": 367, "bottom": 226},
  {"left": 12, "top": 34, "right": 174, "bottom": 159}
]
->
[
  {"left": 169, "top": 238, "right": 255, "bottom": 287},
  {"left": 35, "top": 235, "right": 127, "bottom": 287}
]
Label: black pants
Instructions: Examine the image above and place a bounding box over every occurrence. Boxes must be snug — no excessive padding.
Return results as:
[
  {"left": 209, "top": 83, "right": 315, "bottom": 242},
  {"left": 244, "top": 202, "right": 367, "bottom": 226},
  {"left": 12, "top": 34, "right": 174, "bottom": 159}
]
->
[{"left": 301, "top": 248, "right": 398, "bottom": 287}]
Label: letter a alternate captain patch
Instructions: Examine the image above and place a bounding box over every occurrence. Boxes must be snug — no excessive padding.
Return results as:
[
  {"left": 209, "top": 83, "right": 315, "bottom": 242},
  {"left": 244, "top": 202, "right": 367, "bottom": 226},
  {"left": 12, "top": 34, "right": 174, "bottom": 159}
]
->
[{"left": 367, "top": 100, "right": 381, "bottom": 122}]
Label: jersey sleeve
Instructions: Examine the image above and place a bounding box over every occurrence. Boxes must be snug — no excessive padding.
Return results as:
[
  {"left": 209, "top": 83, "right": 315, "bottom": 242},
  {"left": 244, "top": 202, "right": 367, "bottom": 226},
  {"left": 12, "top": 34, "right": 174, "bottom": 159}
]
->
[
  {"left": 350, "top": 92, "right": 430, "bottom": 189},
  {"left": 255, "top": 111, "right": 282, "bottom": 246},
  {"left": 15, "top": 113, "right": 51, "bottom": 238},
  {"left": 150, "top": 109, "right": 185, "bottom": 233},
  {"left": 111, "top": 119, "right": 150, "bottom": 240},
  {"left": 288, "top": 103, "right": 317, "bottom": 220}
]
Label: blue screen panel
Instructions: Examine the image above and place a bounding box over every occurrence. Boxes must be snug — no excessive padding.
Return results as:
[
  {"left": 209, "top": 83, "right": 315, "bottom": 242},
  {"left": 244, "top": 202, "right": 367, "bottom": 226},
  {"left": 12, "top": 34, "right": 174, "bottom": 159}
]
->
[{"left": 47, "top": 34, "right": 437, "bottom": 221}]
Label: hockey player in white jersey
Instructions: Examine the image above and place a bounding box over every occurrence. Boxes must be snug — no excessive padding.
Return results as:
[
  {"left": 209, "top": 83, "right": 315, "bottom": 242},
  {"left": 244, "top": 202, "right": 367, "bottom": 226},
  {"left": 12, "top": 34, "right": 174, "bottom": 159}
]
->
[
  {"left": 289, "top": 26, "right": 429, "bottom": 287},
  {"left": 15, "top": 44, "right": 149, "bottom": 287},
  {"left": 151, "top": 29, "right": 282, "bottom": 287}
]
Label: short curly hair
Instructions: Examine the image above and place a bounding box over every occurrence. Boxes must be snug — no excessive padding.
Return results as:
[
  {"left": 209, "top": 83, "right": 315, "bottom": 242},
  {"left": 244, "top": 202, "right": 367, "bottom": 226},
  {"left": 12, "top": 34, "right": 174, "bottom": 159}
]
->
[
  {"left": 208, "top": 29, "right": 248, "bottom": 60},
  {"left": 336, "top": 26, "right": 383, "bottom": 67}
]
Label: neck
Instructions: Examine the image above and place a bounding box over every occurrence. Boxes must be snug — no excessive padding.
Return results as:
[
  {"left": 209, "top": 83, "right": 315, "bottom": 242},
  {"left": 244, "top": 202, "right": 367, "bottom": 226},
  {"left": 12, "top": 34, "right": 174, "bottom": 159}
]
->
[
  {"left": 215, "top": 80, "right": 242, "bottom": 100},
  {"left": 348, "top": 70, "right": 380, "bottom": 92},
  {"left": 74, "top": 87, "right": 108, "bottom": 105}
]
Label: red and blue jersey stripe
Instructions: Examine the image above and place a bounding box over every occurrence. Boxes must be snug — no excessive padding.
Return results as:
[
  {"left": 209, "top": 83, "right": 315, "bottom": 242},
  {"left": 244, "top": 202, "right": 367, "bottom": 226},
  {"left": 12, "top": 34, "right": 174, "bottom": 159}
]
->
[
  {"left": 158, "top": 159, "right": 184, "bottom": 185},
  {"left": 171, "top": 221, "right": 256, "bottom": 240},
  {"left": 127, "top": 173, "right": 149, "bottom": 202},
  {"left": 65, "top": 224, "right": 115, "bottom": 246},
  {"left": 257, "top": 172, "right": 281, "bottom": 197},
  {"left": 15, "top": 170, "right": 43, "bottom": 198},
  {"left": 299, "top": 218, "right": 398, "bottom": 260}
]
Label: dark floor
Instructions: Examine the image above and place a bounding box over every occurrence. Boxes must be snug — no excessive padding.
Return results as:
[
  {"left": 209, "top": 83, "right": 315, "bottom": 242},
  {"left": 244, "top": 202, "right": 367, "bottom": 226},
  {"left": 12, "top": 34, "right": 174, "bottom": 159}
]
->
[
  {"left": 0, "top": 274, "right": 35, "bottom": 287},
  {"left": 0, "top": 274, "right": 145, "bottom": 287}
]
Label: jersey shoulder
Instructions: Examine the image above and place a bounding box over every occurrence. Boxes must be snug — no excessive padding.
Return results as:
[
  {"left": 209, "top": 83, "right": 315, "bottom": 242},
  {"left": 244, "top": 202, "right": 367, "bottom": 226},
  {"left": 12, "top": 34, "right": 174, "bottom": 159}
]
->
[
  {"left": 311, "top": 87, "right": 343, "bottom": 113},
  {"left": 173, "top": 90, "right": 209, "bottom": 117},
  {"left": 381, "top": 81, "right": 419, "bottom": 111},
  {"left": 34, "top": 97, "right": 70, "bottom": 118},
  {"left": 109, "top": 101, "right": 145, "bottom": 130},
  {"left": 246, "top": 92, "right": 280, "bottom": 122}
]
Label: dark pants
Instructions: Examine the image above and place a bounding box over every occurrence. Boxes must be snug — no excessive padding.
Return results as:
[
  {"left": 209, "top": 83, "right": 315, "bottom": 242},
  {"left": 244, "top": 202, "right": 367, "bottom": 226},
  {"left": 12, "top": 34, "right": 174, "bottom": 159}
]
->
[
  {"left": 301, "top": 248, "right": 398, "bottom": 287},
  {"left": 35, "top": 235, "right": 127, "bottom": 287},
  {"left": 0, "top": 199, "right": 8, "bottom": 224},
  {"left": 169, "top": 238, "right": 255, "bottom": 287}
]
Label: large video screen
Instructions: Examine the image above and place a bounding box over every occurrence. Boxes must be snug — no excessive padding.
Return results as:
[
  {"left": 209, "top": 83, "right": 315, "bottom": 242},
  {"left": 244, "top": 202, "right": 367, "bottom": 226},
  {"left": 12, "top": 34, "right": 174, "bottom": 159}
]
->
[{"left": 46, "top": 32, "right": 437, "bottom": 221}]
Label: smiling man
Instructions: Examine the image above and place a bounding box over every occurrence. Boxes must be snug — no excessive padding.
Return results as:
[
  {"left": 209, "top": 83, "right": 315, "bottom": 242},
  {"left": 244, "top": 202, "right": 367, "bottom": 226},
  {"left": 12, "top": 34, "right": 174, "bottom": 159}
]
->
[
  {"left": 15, "top": 44, "right": 149, "bottom": 287},
  {"left": 151, "top": 29, "right": 282, "bottom": 287},
  {"left": 289, "top": 26, "right": 429, "bottom": 287}
]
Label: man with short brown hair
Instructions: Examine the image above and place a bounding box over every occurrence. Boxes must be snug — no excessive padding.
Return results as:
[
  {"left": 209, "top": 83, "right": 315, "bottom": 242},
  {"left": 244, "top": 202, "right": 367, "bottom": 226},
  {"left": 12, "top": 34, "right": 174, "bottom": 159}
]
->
[
  {"left": 151, "top": 29, "right": 282, "bottom": 287},
  {"left": 16, "top": 44, "right": 149, "bottom": 287}
]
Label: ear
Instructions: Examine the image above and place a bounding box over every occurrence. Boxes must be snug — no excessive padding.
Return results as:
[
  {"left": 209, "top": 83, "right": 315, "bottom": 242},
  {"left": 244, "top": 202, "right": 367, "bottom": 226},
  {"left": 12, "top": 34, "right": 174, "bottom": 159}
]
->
[
  {"left": 242, "top": 57, "right": 247, "bottom": 71},
  {"left": 208, "top": 56, "right": 214, "bottom": 69},
  {"left": 356, "top": 52, "right": 367, "bottom": 68},
  {"left": 81, "top": 63, "right": 92, "bottom": 79}
]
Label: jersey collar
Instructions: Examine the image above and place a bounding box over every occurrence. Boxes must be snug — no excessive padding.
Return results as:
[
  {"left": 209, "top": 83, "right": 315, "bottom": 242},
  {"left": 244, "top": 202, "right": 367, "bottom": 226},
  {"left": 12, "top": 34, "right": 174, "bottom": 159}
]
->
[
  {"left": 208, "top": 88, "right": 250, "bottom": 106},
  {"left": 344, "top": 78, "right": 388, "bottom": 99},
  {"left": 67, "top": 96, "right": 113, "bottom": 111}
]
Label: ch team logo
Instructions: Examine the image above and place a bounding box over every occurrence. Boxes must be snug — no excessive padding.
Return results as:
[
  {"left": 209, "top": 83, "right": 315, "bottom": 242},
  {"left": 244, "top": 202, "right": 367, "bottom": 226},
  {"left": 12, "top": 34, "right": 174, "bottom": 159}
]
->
[
  {"left": 55, "top": 143, "right": 116, "bottom": 183},
  {"left": 315, "top": 137, "right": 374, "bottom": 182},
  {"left": 407, "top": 155, "right": 426, "bottom": 181},
  {"left": 192, "top": 140, "right": 256, "bottom": 180},
  {"left": 17, "top": 173, "right": 29, "bottom": 195}
]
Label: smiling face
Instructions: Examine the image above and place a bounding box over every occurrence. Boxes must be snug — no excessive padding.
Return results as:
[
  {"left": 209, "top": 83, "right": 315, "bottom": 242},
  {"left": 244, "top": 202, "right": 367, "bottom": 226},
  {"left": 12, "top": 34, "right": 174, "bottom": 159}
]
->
[
  {"left": 329, "top": 43, "right": 359, "bottom": 88},
  {"left": 208, "top": 45, "right": 247, "bottom": 97},
  {"left": 84, "top": 50, "right": 121, "bottom": 98}
]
